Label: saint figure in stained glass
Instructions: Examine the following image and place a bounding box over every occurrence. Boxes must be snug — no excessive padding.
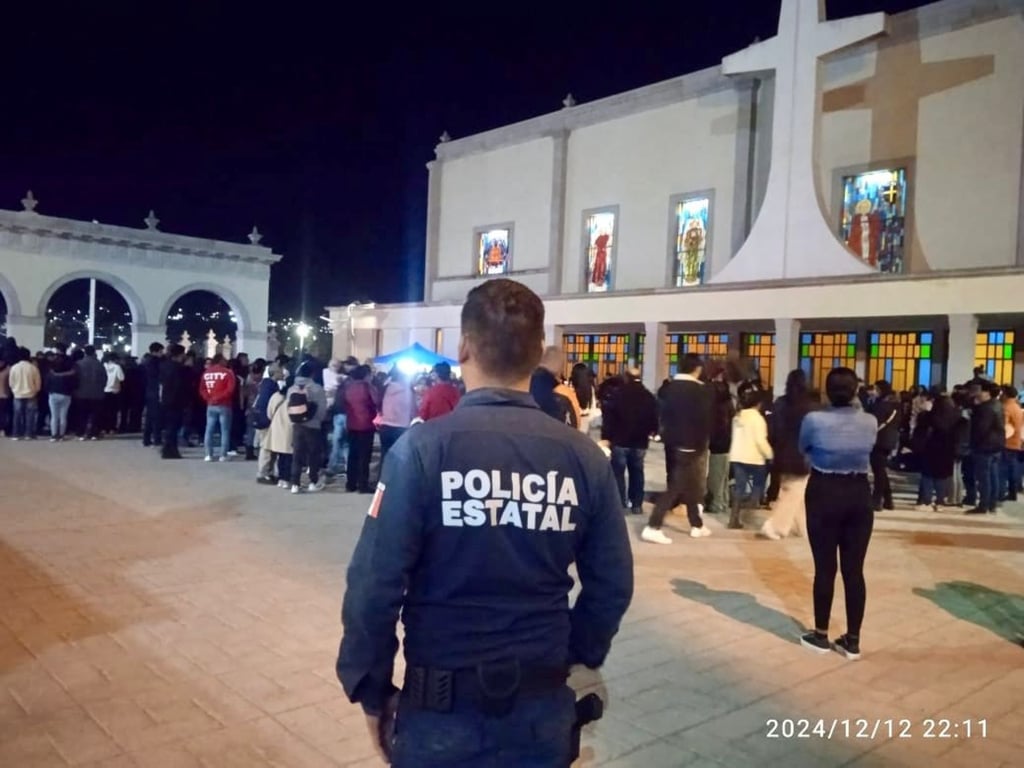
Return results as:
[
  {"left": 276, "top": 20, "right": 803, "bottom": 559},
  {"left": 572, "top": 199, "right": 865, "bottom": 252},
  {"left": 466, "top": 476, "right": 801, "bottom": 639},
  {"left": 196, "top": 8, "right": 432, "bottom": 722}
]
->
[
  {"left": 477, "top": 228, "right": 511, "bottom": 275},
  {"left": 585, "top": 212, "right": 615, "bottom": 293},
  {"left": 674, "top": 197, "right": 709, "bottom": 287},
  {"left": 840, "top": 168, "right": 907, "bottom": 274}
]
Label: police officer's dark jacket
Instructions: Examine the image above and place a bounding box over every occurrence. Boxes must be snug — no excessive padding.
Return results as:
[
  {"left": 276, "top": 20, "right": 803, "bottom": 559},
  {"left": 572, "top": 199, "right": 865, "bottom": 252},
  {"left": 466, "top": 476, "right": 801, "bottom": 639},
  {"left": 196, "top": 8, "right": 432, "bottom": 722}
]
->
[{"left": 336, "top": 387, "right": 634, "bottom": 714}]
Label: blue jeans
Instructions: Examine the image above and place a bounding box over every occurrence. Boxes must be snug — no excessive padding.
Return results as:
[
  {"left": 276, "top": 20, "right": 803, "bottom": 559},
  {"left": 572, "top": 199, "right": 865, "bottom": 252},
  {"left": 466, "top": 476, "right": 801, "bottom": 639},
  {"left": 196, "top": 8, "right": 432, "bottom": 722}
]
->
[
  {"left": 999, "top": 449, "right": 1021, "bottom": 500},
  {"left": 204, "top": 405, "right": 233, "bottom": 458},
  {"left": 328, "top": 413, "right": 348, "bottom": 474},
  {"left": 391, "top": 686, "right": 575, "bottom": 767},
  {"left": 732, "top": 462, "right": 768, "bottom": 505},
  {"left": 973, "top": 452, "right": 999, "bottom": 511},
  {"left": 48, "top": 393, "right": 72, "bottom": 438},
  {"left": 610, "top": 446, "right": 646, "bottom": 508},
  {"left": 917, "top": 475, "right": 950, "bottom": 505},
  {"left": 13, "top": 397, "right": 37, "bottom": 439}
]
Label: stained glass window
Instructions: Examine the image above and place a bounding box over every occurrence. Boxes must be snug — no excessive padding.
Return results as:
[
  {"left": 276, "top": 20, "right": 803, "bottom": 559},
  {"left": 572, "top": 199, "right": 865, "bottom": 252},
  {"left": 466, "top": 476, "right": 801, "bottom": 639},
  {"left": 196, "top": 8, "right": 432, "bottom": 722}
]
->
[
  {"left": 867, "top": 332, "right": 932, "bottom": 392},
  {"left": 584, "top": 212, "right": 615, "bottom": 293},
  {"left": 975, "top": 331, "right": 1015, "bottom": 384},
  {"left": 663, "top": 333, "right": 729, "bottom": 378},
  {"left": 840, "top": 168, "right": 907, "bottom": 274},
  {"left": 674, "top": 197, "right": 710, "bottom": 287},
  {"left": 743, "top": 333, "right": 776, "bottom": 389},
  {"left": 563, "top": 334, "right": 631, "bottom": 380},
  {"left": 799, "top": 332, "right": 858, "bottom": 393},
  {"left": 477, "top": 228, "right": 511, "bottom": 276}
]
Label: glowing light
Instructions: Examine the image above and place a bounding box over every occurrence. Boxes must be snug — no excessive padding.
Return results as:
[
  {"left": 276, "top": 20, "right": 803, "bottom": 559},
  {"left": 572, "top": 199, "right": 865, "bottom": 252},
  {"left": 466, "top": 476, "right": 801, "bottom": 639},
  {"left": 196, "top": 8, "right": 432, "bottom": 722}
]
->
[{"left": 396, "top": 357, "right": 420, "bottom": 375}]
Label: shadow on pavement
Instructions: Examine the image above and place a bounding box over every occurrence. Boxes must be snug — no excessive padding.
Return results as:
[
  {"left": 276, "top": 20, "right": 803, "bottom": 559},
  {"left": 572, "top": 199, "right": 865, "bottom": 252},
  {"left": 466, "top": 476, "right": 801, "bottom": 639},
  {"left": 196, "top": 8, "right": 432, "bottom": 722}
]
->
[
  {"left": 671, "top": 578, "right": 804, "bottom": 644},
  {"left": 875, "top": 530, "right": 1024, "bottom": 552},
  {"left": 913, "top": 581, "right": 1024, "bottom": 646}
]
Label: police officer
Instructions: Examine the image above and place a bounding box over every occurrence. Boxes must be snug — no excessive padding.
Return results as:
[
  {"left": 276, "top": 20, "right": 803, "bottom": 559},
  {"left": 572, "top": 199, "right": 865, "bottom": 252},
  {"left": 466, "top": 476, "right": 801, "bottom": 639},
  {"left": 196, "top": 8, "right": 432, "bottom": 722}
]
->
[{"left": 336, "top": 278, "right": 633, "bottom": 766}]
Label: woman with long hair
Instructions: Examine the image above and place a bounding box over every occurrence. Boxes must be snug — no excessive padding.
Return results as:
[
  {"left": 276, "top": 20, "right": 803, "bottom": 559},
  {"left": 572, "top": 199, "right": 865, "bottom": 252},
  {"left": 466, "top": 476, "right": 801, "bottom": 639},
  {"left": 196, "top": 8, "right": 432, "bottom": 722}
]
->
[
  {"left": 570, "top": 362, "right": 595, "bottom": 432},
  {"left": 761, "top": 369, "right": 816, "bottom": 540},
  {"left": 798, "top": 367, "right": 877, "bottom": 660}
]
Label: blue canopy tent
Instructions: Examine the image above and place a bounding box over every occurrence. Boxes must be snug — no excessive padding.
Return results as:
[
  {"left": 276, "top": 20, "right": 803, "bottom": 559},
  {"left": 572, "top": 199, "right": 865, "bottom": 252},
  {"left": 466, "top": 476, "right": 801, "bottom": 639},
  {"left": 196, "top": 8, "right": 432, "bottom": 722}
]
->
[{"left": 372, "top": 342, "right": 458, "bottom": 370}]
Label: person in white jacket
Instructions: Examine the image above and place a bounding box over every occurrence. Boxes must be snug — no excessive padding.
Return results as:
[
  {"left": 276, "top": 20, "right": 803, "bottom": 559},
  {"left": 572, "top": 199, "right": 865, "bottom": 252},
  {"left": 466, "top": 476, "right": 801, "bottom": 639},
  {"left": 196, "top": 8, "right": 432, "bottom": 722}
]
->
[{"left": 728, "top": 382, "right": 773, "bottom": 529}]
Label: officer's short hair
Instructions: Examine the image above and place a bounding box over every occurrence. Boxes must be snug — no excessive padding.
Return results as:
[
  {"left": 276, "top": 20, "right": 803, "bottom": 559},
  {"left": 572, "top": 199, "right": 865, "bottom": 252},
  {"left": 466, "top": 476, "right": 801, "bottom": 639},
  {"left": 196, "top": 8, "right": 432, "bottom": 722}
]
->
[{"left": 461, "top": 279, "right": 544, "bottom": 382}]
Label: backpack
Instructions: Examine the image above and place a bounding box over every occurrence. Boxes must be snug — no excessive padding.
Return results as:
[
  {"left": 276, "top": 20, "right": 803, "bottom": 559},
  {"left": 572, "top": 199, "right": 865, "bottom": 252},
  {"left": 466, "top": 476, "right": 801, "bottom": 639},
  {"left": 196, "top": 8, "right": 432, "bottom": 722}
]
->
[{"left": 288, "top": 386, "right": 317, "bottom": 424}]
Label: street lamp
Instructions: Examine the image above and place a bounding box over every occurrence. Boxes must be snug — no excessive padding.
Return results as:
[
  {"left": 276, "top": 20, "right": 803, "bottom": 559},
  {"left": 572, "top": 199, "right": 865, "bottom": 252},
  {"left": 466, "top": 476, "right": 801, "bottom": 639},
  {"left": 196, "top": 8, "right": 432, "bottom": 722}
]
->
[
  {"left": 296, "top": 321, "right": 311, "bottom": 354},
  {"left": 346, "top": 301, "right": 376, "bottom": 357}
]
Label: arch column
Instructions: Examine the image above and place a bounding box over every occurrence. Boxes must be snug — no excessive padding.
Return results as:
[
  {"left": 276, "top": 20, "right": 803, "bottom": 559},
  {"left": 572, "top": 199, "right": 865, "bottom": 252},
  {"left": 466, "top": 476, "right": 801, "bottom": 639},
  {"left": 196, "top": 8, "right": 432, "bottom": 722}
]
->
[
  {"left": 4, "top": 314, "right": 45, "bottom": 351},
  {"left": 133, "top": 324, "right": 168, "bottom": 356},
  {"left": 237, "top": 331, "right": 268, "bottom": 357}
]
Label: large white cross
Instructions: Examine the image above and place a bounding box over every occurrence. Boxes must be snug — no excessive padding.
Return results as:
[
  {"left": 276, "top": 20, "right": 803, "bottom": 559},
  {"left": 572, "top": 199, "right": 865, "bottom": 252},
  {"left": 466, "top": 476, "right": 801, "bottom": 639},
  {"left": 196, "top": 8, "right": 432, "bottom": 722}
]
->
[{"left": 712, "top": 0, "right": 887, "bottom": 284}]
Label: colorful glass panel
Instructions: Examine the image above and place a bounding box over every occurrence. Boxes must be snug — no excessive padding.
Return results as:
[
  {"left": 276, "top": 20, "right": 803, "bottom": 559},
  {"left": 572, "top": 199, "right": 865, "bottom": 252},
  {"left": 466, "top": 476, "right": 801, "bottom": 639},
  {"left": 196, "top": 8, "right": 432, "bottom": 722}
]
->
[
  {"left": 584, "top": 212, "right": 615, "bottom": 293},
  {"left": 477, "top": 228, "right": 510, "bottom": 276},
  {"left": 975, "top": 330, "right": 1015, "bottom": 384},
  {"left": 743, "top": 333, "right": 776, "bottom": 389},
  {"left": 840, "top": 168, "right": 907, "bottom": 274},
  {"left": 798, "top": 332, "right": 858, "bottom": 393},
  {"left": 674, "top": 197, "right": 710, "bottom": 287},
  {"left": 663, "top": 332, "right": 729, "bottom": 378},
  {"left": 563, "top": 333, "right": 631, "bottom": 380},
  {"left": 867, "top": 331, "right": 932, "bottom": 392}
]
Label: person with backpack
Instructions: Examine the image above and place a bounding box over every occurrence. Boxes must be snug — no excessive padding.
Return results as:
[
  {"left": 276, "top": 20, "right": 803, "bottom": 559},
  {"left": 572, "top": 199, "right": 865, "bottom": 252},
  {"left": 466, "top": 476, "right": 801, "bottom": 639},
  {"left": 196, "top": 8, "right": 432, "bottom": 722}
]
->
[
  {"left": 253, "top": 362, "right": 282, "bottom": 484},
  {"left": 286, "top": 362, "right": 328, "bottom": 493}
]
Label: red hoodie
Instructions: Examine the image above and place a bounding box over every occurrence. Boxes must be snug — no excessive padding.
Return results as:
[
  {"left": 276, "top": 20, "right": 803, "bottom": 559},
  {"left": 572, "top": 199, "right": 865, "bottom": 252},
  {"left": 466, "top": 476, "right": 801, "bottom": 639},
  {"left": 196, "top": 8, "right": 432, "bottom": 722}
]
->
[
  {"left": 199, "top": 365, "right": 237, "bottom": 407},
  {"left": 419, "top": 381, "right": 461, "bottom": 421}
]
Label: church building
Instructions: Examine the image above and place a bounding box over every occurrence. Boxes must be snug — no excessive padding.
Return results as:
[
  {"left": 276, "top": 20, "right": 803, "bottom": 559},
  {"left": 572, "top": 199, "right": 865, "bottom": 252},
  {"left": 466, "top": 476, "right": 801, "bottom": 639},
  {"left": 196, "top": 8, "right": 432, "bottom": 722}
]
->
[{"left": 330, "top": 0, "right": 1024, "bottom": 395}]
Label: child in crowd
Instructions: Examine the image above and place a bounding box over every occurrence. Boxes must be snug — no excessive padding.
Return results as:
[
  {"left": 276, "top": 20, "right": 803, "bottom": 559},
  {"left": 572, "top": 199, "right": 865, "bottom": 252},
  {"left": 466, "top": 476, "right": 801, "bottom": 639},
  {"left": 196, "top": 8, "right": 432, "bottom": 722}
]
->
[{"left": 729, "top": 381, "right": 773, "bottom": 529}]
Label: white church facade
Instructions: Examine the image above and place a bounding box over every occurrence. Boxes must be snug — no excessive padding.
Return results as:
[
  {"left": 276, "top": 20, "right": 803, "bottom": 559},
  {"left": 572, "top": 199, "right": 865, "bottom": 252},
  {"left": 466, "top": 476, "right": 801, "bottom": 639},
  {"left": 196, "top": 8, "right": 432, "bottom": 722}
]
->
[{"left": 330, "top": 0, "right": 1024, "bottom": 395}]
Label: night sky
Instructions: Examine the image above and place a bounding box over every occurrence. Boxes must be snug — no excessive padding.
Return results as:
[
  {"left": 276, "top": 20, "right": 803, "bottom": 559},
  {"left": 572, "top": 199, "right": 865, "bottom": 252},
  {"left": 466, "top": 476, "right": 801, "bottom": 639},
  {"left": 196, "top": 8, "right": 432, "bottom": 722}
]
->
[{"left": 0, "top": 0, "right": 928, "bottom": 321}]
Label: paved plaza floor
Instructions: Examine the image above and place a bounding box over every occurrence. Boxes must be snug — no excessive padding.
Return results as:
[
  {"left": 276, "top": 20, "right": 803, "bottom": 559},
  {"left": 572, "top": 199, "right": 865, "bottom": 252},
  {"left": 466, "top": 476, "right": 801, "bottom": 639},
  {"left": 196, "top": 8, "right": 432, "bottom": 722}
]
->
[{"left": 1, "top": 436, "right": 1022, "bottom": 767}]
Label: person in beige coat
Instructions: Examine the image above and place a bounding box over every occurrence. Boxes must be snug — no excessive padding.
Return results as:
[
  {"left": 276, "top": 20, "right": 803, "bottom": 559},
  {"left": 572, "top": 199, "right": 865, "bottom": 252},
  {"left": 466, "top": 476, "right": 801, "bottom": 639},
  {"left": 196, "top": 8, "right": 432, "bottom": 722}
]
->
[{"left": 266, "top": 379, "right": 294, "bottom": 490}]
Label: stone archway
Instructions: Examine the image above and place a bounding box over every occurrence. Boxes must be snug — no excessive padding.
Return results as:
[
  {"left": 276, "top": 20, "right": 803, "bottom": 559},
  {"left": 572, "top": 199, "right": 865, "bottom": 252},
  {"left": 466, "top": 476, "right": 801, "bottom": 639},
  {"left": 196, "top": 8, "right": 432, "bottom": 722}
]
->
[{"left": 0, "top": 201, "right": 281, "bottom": 354}]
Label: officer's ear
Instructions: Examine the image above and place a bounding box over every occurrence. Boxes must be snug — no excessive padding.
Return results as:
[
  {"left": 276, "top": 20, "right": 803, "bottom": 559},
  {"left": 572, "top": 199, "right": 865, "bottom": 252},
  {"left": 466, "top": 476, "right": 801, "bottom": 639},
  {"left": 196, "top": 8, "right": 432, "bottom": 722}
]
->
[{"left": 457, "top": 335, "right": 471, "bottom": 366}]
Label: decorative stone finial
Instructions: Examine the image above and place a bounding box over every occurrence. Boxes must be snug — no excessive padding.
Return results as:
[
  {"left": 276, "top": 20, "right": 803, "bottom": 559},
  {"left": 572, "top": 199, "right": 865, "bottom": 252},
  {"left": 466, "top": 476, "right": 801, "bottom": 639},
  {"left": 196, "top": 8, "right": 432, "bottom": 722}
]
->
[
  {"left": 144, "top": 210, "right": 160, "bottom": 230},
  {"left": 439, "top": 131, "right": 451, "bottom": 143},
  {"left": 248, "top": 225, "right": 263, "bottom": 245},
  {"left": 21, "top": 190, "right": 38, "bottom": 213},
  {"left": 562, "top": 93, "right": 576, "bottom": 109}
]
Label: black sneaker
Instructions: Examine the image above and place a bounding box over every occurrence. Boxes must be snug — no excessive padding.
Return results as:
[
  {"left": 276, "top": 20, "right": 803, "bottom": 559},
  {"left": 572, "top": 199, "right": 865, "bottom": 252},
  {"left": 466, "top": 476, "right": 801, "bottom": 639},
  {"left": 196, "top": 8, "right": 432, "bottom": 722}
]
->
[
  {"left": 630, "top": 506, "right": 643, "bottom": 516},
  {"left": 833, "top": 634, "right": 861, "bottom": 660},
  {"left": 800, "top": 631, "right": 830, "bottom": 654},
  {"left": 964, "top": 507, "right": 988, "bottom": 515}
]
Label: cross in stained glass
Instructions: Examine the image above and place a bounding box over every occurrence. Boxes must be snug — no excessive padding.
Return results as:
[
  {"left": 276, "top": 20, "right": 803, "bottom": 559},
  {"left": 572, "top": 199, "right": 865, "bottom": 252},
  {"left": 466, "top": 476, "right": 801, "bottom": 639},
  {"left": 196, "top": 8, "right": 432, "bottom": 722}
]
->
[{"left": 882, "top": 178, "right": 900, "bottom": 205}]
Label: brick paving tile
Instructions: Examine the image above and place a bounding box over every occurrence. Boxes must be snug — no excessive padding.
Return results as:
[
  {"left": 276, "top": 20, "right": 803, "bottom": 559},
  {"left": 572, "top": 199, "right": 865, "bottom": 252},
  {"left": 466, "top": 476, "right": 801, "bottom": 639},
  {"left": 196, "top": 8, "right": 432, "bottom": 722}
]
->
[{"left": 2, "top": 438, "right": 1022, "bottom": 767}]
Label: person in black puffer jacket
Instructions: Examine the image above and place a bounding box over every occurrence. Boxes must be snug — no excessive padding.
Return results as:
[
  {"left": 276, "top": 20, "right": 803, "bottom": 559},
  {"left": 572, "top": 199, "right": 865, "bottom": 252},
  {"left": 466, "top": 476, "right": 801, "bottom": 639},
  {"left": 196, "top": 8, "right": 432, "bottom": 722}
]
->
[
  {"left": 869, "top": 381, "right": 900, "bottom": 510},
  {"left": 601, "top": 368, "right": 658, "bottom": 514}
]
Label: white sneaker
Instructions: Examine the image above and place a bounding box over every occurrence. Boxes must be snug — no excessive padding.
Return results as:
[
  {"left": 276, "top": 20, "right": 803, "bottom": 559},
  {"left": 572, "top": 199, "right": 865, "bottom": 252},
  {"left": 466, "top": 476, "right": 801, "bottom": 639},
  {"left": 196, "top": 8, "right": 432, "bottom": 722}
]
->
[
  {"left": 914, "top": 504, "right": 933, "bottom": 512},
  {"left": 290, "top": 484, "right": 301, "bottom": 494},
  {"left": 219, "top": 456, "right": 229, "bottom": 462},
  {"left": 308, "top": 480, "right": 325, "bottom": 493},
  {"left": 227, "top": 450, "right": 239, "bottom": 457},
  {"left": 641, "top": 526, "right": 673, "bottom": 545},
  {"left": 760, "top": 520, "right": 782, "bottom": 540},
  {"left": 690, "top": 526, "right": 712, "bottom": 538},
  {"left": 277, "top": 480, "right": 290, "bottom": 489},
  {"left": 204, "top": 455, "right": 213, "bottom": 462}
]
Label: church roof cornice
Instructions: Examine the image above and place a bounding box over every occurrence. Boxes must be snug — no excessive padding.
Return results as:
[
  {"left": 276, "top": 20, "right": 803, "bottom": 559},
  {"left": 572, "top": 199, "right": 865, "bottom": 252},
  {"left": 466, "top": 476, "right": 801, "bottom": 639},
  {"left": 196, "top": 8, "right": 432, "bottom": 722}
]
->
[
  {"left": 0, "top": 208, "right": 283, "bottom": 266},
  {"left": 434, "top": 0, "right": 1024, "bottom": 162}
]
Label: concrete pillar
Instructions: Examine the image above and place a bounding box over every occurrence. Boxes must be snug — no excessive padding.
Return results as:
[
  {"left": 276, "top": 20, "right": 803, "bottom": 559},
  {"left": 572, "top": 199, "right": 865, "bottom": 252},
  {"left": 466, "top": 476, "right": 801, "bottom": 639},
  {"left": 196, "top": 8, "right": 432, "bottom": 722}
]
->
[
  {"left": 423, "top": 160, "right": 443, "bottom": 303},
  {"left": 947, "top": 314, "right": 979, "bottom": 386},
  {"left": 547, "top": 131, "right": 569, "bottom": 295},
  {"left": 773, "top": 318, "right": 801, "bottom": 397},
  {"left": 4, "top": 314, "right": 45, "bottom": 352},
  {"left": 544, "top": 324, "right": 564, "bottom": 348},
  {"left": 132, "top": 323, "right": 167, "bottom": 356},
  {"left": 643, "top": 321, "right": 666, "bottom": 393},
  {"left": 237, "top": 330, "right": 269, "bottom": 358}
]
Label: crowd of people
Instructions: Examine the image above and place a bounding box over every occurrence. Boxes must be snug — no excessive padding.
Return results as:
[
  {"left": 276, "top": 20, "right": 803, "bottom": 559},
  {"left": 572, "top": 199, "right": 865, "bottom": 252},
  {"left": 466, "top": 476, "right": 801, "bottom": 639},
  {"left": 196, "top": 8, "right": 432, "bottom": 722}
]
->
[{"left": 0, "top": 335, "right": 471, "bottom": 496}]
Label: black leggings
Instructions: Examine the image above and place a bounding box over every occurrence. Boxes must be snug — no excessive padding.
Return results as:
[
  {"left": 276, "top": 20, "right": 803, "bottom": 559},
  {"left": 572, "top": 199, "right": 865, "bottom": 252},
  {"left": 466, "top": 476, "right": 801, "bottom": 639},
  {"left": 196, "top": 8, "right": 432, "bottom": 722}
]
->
[{"left": 805, "top": 471, "right": 874, "bottom": 637}]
